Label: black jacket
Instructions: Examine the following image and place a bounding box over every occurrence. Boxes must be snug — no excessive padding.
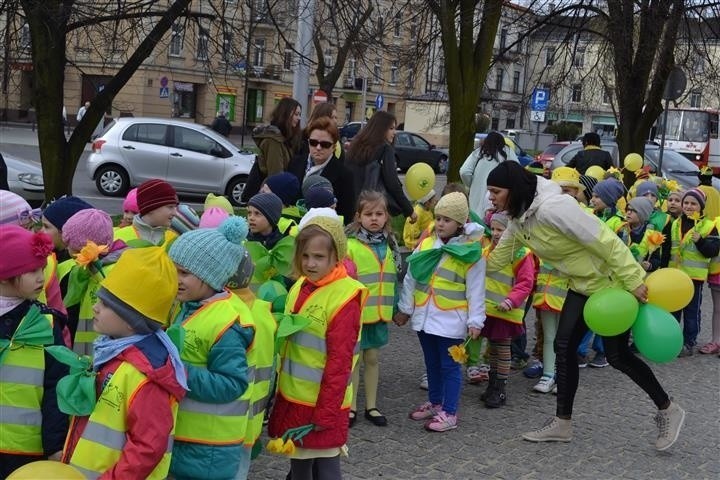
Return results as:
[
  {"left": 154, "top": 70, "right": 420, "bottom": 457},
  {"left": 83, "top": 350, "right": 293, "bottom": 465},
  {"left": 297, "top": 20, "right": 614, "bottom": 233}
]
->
[
  {"left": 210, "top": 116, "right": 232, "bottom": 137},
  {"left": 288, "top": 155, "right": 356, "bottom": 225},
  {"left": 567, "top": 147, "right": 613, "bottom": 174}
]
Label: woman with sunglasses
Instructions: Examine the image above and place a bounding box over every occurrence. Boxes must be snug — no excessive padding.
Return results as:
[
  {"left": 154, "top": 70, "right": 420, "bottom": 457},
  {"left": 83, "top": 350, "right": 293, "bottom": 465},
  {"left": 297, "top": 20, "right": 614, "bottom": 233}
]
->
[{"left": 346, "top": 111, "right": 416, "bottom": 223}]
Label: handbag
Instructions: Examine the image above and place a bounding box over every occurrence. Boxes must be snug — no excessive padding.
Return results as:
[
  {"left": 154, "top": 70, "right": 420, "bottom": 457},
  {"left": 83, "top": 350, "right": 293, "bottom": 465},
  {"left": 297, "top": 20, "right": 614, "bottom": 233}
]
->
[{"left": 363, "top": 145, "right": 402, "bottom": 215}]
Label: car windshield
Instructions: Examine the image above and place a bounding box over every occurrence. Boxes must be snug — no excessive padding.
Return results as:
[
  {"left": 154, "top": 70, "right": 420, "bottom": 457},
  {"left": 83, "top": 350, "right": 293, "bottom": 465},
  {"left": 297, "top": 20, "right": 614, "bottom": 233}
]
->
[
  {"left": 543, "top": 144, "right": 566, "bottom": 155},
  {"left": 644, "top": 148, "right": 698, "bottom": 173}
]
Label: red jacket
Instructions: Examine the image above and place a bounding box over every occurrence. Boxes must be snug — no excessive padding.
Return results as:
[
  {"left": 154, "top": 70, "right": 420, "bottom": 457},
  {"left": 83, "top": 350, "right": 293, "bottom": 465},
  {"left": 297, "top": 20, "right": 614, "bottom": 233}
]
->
[
  {"left": 268, "top": 275, "right": 362, "bottom": 449},
  {"left": 63, "top": 336, "right": 186, "bottom": 480}
]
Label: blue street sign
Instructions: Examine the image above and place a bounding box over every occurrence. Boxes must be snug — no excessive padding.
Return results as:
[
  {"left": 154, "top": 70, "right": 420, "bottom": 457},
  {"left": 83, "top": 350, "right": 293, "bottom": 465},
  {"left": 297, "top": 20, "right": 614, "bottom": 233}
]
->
[
  {"left": 159, "top": 87, "right": 169, "bottom": 98},
  {"left": 530, "top": 88, "right": 550, "bottom": 111},
  {"left": 375, "top": 94, "right": 384, "bottom": 109}
]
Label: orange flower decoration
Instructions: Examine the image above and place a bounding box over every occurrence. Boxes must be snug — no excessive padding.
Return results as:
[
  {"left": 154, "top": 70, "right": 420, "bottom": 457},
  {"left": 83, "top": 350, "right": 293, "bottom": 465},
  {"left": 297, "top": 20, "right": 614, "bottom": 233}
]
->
[
  {"left": 646, "top": 231, "right": 665, "bottom": 254},
  {"left": 74, "top": 241, "right": 109, "bottom": 268}
]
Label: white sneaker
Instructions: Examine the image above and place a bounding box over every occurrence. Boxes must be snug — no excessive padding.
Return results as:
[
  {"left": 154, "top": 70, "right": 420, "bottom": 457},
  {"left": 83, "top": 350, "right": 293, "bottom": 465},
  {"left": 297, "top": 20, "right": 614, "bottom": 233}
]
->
[
  {"left": 654, "top": 401, "right": 685, "bottom": 451},
  {"left": 419, "top": 373, "right": 428, "bottom": 391},
  {"left": 533, "top": 374, "right": 556, "bottom": 393},
  {"left": 522, "top": 417, "right": 572, "bottom": 442}
]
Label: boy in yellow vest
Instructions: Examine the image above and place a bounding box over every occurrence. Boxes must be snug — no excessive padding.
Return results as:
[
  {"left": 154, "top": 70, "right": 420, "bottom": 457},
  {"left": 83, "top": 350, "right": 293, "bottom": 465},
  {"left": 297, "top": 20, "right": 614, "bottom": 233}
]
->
[
  {"left": 167, "top": 217, "right": 256, "bottom": 480},
  {"left": 62, "top": 246, "right": 188, "bottom": 479},
  {"left": 113, "top": 179, "right": 178, "bottom": 245}
]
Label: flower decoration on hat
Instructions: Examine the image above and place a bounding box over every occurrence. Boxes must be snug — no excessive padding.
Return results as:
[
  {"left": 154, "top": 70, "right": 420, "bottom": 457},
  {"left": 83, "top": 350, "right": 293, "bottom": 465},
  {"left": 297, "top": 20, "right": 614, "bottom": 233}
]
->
[
  {"left": 74, "top": 241, "right": 109, "bottom": 274},
  {"left": 30, "top": 232, "right": 54, "bottom": 258},
  {"left": 657, "top": 178, "right": 680, "bottom": 202},
  {"left": 606, "top": 166, "right": 623, "bottom": 181}
]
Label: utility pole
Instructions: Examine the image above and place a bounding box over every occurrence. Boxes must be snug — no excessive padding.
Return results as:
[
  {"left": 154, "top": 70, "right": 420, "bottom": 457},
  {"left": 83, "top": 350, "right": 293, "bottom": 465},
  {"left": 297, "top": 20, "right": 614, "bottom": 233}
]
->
[{"left": 292, "top": 0, "right": 316, "bottom": 127}]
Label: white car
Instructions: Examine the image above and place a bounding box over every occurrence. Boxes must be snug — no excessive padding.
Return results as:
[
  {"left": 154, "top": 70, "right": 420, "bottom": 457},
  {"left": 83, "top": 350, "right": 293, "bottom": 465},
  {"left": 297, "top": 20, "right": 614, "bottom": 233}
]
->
[
  {"left": 87, "top": 117, "right": 256, "bottom": 206},
  {"left": 1, "top": 151, "right": 45, "bottom": 206}
]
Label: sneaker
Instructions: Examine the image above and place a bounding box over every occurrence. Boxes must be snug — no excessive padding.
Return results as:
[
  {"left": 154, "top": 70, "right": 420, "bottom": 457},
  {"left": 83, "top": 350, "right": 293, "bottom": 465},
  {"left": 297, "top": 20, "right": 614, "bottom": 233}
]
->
[
  {"left": 522, "top": 417, "right": 572, "bottom": 442},
  {"left": 654, "top": 401, "right": 685, "bottom": 451},
  {"left": 510, "top": 357, "right": 528, "bottom": 370},
  {"left": 419, "top": 373, "right": 428, "bottom": 390},
  {"left": 523, "top": 360, "right": 544, "bottom": 379},
  {"left": 466, "top": 365, "right": 489, "bottom": 384},
  {"left": 678, "top": 345, "right": 694, "bottom": 357},
  {"left": 533, "top": 374, "right": 556, "bottom": 393},
  {"left": 577, "top": 354, "right": 588, "bottom": 368},
  {"left": 424, "top": 410, "right": 458, "bottom": 432},
  {"left": 551, "top": 384, "right": 557, "bottom": 394},
  {"left": 409, "top": 401, "right": 441, "bottom": 421},
  {"left": 589, "top": 353, "right": 609, "bottom": 368}
]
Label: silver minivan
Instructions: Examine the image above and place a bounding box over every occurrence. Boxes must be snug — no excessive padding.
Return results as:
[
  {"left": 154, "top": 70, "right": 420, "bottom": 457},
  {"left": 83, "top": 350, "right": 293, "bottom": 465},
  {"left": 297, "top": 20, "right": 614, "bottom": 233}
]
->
[{"left": 86, "top": 117, "right": 255, "bottom": 205}]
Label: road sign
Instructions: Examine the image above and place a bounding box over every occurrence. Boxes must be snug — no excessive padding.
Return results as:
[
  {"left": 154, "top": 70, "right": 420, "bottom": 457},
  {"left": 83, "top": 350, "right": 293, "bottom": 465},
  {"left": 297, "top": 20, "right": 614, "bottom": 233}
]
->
[
  {"left": 375, "top": 94, "right": 384, "bottom": 109},
  {"left": 313, "top": 90, "right": 328, "bottom": 103},
  {"left": 160, "top": 76, "right": 168, "bottom": 87},
  {"left": 159, "top": 87, "right": 169, "bottom": 98},
  {"left": 530, "top": 88, "right": 550, "bottom": 111},
  {"left": 530, "top": 110, "right": 546, "bottom": 122}
]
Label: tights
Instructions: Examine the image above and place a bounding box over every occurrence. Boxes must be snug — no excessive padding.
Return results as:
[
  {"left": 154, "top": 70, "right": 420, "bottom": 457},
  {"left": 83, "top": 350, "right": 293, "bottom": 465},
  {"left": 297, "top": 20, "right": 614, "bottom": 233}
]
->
[
  {"left": 290, "top": 457, "right": 342, "bottom": 480},
  {"left": 350, "top": 348, "right": 380, "bottom": 411},
  {"left": 554, "top": 290, "right": 670, "bottom": 418},
  {"left": 710, "top": 284, "right": 720, "bottom": 344},
  {"left": 488, "top": 338, "right": 511, "bottom": 381},
  {"left": 538, "top": 310, "right": 559, "bottom": 377}
]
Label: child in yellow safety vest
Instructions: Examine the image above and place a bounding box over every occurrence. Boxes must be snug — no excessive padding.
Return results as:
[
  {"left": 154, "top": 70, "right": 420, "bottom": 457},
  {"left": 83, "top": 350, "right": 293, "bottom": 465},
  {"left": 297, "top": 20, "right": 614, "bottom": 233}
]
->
[
  {"left": 0, "top": 225, "right": 68, "bottom": 478},
  {"left": 166, "top": 217, "right": 256, "bottom": 480},
  {"left": 670, "top": 189, "right": 720, "bottom": 356},
  {"left": 113, "top": 179, "right": 179, "bottom": 246},
  {"left": 403, "top": 189, "right": 437, "bottom": 250},
  {"left": 479, "top": 212, "right": 535, "bottom": 408},
  {"left": 624, "top": 197, "right": 662, "bottom": 272},
  {"left": 346, "top": 190, "right": 401, "bottom": 428},
  {"left": 395, "top": 192, "right": 486, "bottom": 432},
  {"left": 268, "top": 209, "right": 366, "bottom": 479},
  {"left": 61, "top": 246, "right": 187, "bottom": 479}
]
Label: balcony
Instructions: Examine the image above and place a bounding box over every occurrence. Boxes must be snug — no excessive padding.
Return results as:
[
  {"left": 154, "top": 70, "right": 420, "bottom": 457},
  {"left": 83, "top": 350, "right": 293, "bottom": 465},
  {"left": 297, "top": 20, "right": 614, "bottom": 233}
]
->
[{"left": 248, "top": 64, "right": 283, "bottom": 80}]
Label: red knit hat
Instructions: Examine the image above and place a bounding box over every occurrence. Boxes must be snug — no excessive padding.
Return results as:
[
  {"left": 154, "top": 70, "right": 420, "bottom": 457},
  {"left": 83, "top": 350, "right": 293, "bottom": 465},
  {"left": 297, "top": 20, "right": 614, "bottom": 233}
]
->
[
  {"left": 137, "top": 179, "right": 178, "bottom": 216},
  {"left": 0, "top": 225, "right": 54, "bottom": 280}
]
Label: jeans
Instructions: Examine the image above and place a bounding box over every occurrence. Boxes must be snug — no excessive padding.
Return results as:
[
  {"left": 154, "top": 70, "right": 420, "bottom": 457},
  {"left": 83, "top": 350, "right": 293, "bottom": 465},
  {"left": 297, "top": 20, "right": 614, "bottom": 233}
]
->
[
  {"left": 417, "top": 330, "right": 463, "bottom": 415},
  {"left": 554, "top": 290, "right": 670, "bottom": 418},
  {"left": 673, "top": 280, "right": 704, "bottom": 347},
  {"left": 577, "top": 331, "right": 604, "bottom": 357}
]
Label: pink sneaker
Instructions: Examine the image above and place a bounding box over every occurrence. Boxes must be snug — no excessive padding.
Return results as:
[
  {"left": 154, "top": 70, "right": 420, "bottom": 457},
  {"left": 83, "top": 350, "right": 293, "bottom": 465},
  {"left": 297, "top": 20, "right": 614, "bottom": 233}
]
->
[
  {"left": 409, "top": 401, "right": 441, "bottom": 421},
  {"left": 424, "top": 410, "right": 458, "bottom": 432}
]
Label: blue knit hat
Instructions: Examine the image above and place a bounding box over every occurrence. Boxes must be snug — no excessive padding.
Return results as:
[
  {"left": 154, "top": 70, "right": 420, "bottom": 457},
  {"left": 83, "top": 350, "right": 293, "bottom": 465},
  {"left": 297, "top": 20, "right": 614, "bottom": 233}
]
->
[
  {"left": 636, "top": 181, "right": 659, "bottom": 198},
  {"left": 265, "top": 172, "right": 300, "bottom": 206},
  {"left": 168, "top": 216, "right": 249, "bottom": 290},
  {"left": 593, "top": 179, "right": 625, "bottom": 207},
  {"left": 305, "top": 186, "right": 337, "bottom": 209},
  {"left": 43, "top": 196, "right": 93, "bottom": 230}
]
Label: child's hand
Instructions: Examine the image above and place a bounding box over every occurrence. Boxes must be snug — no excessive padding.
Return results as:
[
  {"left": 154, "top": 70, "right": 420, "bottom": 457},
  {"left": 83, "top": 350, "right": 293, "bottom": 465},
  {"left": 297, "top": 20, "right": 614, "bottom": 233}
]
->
[
  {"left": 468, "top": 327, "right": 482, "bottom": 339},
  {"left": 641, "top": 261, "right": 652, "bottom": 271},
  {"left": 496, "top": 299, "right": 512, "bottom": 312},
  {"left": 393, "top": 312, "right": 410, "bottom": 326},
  {"left": 408, "top": 212, "right": 418, "bottom": 224},
  {"left": 692, "top": 231, "right": 701, "bottom": 242}
]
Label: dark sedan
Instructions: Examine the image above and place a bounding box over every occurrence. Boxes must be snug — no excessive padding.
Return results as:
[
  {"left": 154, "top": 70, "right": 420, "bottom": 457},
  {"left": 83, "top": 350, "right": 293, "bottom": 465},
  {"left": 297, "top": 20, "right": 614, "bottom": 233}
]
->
[{"left": 394, "top": 131, "right": 448, "bottom": 173}]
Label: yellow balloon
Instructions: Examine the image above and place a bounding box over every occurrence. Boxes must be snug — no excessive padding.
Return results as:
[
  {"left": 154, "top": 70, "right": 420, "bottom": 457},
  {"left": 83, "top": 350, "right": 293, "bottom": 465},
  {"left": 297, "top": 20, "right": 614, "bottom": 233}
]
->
[
  {"left": 585, "top": 165, "right": 605, "bottom": 181},
  {"left": 7, "top": 461, "right": 84, "bottom": 479},
  {"left": 405, "top": 162, "right": 436, "bottom": 201},
  {"left": 624, "top": 153, "right": 644, "bottom": 172},
  {"left": 645, "top": 268, "right": 694, "bottom": 312}
]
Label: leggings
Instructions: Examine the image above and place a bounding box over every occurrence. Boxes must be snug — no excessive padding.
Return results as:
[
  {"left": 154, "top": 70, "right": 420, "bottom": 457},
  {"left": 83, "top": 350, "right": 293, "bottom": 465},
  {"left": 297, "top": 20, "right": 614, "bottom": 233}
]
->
[
  {"left": 709, "top": 284, "right": 720, "bottom": 344},
  {"left": 554, "top": 290, "right": 670, "bottom": 418},
  {"left": 290, "top": 456, "right": 342, "bottom": 480}
]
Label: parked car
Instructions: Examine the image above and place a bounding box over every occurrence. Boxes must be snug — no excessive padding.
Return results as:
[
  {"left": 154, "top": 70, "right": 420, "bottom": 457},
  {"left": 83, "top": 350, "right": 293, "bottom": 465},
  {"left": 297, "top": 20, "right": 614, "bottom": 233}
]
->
[
  {"left": 86, "top": 117, "right": 256, "bottom": 206},
  {"left": 474, "top": 132, "right": 533, "bottom": 166},
  {"left": 1, "top": 151, "right": 45, "bottom": 206},
  {"left": 339, "top": 122, "right": 362, "bottom": 143},
  {"left": 644, "top": 145, "right": 720, "bottom": 190},
  {"left": 551, "top": 141, "right": 620, "bottom": 170},
  {"left": 394, "top": 131, "right": 449, "bottom": 173},
  {"left": 535, "top": 141, "right": 570, "bottom": 169}
]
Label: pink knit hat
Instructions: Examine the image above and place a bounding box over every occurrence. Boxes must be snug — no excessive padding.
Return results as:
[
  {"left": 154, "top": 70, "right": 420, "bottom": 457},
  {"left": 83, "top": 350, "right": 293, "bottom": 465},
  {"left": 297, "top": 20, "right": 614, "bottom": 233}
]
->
[
  {"left": 0, "top": 190, "right": 34, "bottom": 226},
  {"left": 199, "top": 207, "right": 230, "bottom": 228},
  {"left": 61, "top": 208, "right": 114, "bottom": 252},
  {"left": 0, "top": 225, "right": 54, "bottom": 280},
  {"left": 123, "top": 188, "right": 139, "bottom": 213}
]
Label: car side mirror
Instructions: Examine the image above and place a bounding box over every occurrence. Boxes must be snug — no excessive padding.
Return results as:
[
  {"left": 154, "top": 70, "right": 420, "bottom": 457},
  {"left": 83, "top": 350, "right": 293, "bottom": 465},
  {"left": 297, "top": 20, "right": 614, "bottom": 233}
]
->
[
  {"left": 429, "top": 144, "right": 435, "bottom": 150},
  {"left": 210, "top": 147, "right": 225, "bottom": 157}
]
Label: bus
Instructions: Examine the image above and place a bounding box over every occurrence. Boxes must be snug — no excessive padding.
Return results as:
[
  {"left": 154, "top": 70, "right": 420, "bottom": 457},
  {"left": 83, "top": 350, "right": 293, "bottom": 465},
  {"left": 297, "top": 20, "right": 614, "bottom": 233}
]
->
[{"left": 654, "top": 108, "right": 720, "bottom": 174}]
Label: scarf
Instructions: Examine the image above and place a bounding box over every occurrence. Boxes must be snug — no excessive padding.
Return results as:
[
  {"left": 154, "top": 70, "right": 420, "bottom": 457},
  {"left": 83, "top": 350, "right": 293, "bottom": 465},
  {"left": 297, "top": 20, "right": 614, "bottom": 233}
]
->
[
  {"left": 355, "top": 227, "right": 387, "bottom": 245},
  {"left": 407, "top": 242, "right": 482, "bottom": 284}
]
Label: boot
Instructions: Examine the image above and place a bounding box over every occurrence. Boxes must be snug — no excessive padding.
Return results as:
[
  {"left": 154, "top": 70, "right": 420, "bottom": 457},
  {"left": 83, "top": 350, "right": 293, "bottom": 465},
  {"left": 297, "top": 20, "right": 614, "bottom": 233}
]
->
[
  {"left": 484, "top": 378, "right": 507, "bottom": 408},
  {"left": 480, "top": 371, "right": 497, "bottom": 402}
]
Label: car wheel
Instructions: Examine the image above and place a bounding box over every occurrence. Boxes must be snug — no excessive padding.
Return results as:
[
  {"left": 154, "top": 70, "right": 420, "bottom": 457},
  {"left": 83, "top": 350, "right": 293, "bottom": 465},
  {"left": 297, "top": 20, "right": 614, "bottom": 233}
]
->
[
  {"left": 95, "top": 165, "right": 129, "bottom": 197},
  {"left": 438, "top": 155, "right": 448, "bottom": 174},
  {"left": 226, "top": 175, "right": 248, "bottom": 207}
]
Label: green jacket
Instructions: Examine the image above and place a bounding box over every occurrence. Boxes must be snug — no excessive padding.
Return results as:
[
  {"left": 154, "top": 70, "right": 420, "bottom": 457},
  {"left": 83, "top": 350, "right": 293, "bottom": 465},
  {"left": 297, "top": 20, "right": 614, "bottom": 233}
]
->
[
  {"left": 252, "top": 125, "right": 291, "bottom": 177},
  {"left": 488, "top": 178, "right": 645, "bottom": 296}
]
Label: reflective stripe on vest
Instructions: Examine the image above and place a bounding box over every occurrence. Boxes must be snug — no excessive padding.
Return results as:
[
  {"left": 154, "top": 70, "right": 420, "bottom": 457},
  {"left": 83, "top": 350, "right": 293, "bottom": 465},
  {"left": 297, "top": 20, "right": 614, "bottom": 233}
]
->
[
  {"left": 347, "top": 239, "right": 397, "bottom": 324},
  {"left": 67, "top": 361, "right": 177, "bottom": 479},
  {"left": 0, "top": 312, "right": 52, "bottom": 455},
  {"left": 71, "top": 264, "right": 116, "bottom": 356},
  {"left": 279, "top": 276, "right": 367, "bottom": 408},
  {"left": 484, "top": 246, "right": 529, "bottom": 324},
  {"left": 174, "top": 291, "right": 255, "bottom": 445},
  {"left": 57, "top": 258, "right": 75, "bottom": 282},
  {"left": 532, "top": 262, "right": 567, "bottom": 312},
  {"left": 412, "top": 237, "right": 472, "bottom": 311},
  {"left": 670, "top": 218, "right": 713, "bottom": 281}
]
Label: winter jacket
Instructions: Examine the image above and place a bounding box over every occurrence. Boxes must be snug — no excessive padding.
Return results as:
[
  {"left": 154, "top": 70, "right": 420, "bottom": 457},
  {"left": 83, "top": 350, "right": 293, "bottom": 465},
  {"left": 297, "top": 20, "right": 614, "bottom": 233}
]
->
[
  {"left": 0, "top": 301, "right": 69, "bottom": 478},
  {"left": 403, "top": 203, "right": 435, "bottom": 250},
  {"left": 268, "top": 270, "right": 363, "bottom": 449},
  {"left": 567, "top": 146, "right": 613, "bottom": 174},
  {"left": 243, "top": 125, "right": 294, "bottom": 202},
  {"left": 288, "top": 157, "right": 357, "bottom": 225},
  {"left": 247, "top": 227, "right": 286, "bottom": 250},
  {"left": 459, "top": 149, "right": 519, "bottom": 217},
  {"left": 62, "top": 335, "right": 186, "bottom": 480},
  {"left": 487, "top": 177, "right": 645, "bottom": 296},
  {"left": 210, "top": 116, "right": 232, "bottom": 137}
]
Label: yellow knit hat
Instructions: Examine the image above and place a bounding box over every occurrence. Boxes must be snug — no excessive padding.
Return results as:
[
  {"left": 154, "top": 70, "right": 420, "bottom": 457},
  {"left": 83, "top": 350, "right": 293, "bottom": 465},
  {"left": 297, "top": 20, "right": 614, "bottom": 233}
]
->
[
  {"left": 299, "top": 208, "right": 347, "bottom": 259},
  {"left": 204, "top": 193, "right": 234, "bottom": 215},
  {"left": 100, "top": 247, "right": 178, "bottom": 327},
  {"left": 434, "top": 192, "right": 469, "bottom": 225},
  {"left": 551, "top": 167, "right": 585, "bottom": 190}
]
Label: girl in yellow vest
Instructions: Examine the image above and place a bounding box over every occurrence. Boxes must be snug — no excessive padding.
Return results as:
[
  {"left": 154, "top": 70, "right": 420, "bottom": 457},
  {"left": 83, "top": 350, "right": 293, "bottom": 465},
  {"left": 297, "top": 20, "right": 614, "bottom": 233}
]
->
[
  {"left": 346, "top": 190, "right": 401, "bottom": 428},
  {"left": 701, "top": 216, "right": 720, "bottom": 355},
  {"left": 166, "top": 217, "right": 256, "bottom": 480},
  {"left": 479, "top": 212, "right": 535, "bottom": 407},
  {"left": 670, "top": 189, "right": 719, "bottom": 356},
  {"left": 395, "top": 192, "right": 486, "bottom": 432},
  {"left": 113, "top": 179, "right": 179, "bottom": 246},
  {"left": 0, "top": 225, "right": 68, "bottom": 477},
  {"left": 268, "top": 209, "right": 366, "bottom": 479},
  {"left": 61, "top": 246, "right": 188, "bottom": 479}
]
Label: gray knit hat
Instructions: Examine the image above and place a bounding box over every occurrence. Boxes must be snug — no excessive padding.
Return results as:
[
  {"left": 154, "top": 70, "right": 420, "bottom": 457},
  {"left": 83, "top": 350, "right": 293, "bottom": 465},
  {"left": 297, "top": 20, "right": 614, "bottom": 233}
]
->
[
  {"left": 248, "top": 192, "right": 283, "bottom": 227},
  {"left": 301, "top": 175, "right": 333, "bottom": 198},
  {"left": 628, "top": 197, "right": 654, "bottom": 224}
]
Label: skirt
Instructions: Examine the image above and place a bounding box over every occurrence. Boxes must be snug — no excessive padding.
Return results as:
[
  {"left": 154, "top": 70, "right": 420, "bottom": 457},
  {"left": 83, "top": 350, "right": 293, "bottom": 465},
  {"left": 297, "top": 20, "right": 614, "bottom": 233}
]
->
[
  {"left": 360, "top": 322, "right": 389, "bottom": 350},
  {"left": 480, "top": 316, "right": 525, "bottom": 342}
]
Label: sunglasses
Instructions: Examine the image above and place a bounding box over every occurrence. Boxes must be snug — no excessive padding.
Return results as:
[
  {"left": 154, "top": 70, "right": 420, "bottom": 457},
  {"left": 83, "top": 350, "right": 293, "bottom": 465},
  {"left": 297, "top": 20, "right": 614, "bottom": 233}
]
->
[{"left": 308, "top": 139, "right": 334, "bottom": 149}]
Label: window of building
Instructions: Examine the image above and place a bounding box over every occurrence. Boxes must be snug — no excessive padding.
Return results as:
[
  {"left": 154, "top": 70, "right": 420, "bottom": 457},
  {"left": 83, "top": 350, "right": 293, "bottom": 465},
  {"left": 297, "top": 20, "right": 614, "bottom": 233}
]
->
[
  {"left": 409, "top": 16, "right": 418, "bottom": 39},
  {"left": 283, "top": 44, "right": 293, "bottom": 71},
  {"left": 172, "top": 82, "right": 196, "bottom": 118},
  {"left": 20, "top": 24, "right": 31, "bottom": 49},
  {"left": 324, "top": 48, "right": 334, "bottom": 69},
  {"left": 514, "top": 38, "right": 522, "bottom": 53},
  {"left": 500, "top": 27, "right": 508, "bottom": 50},
  {"left": 506, "top": 117, "right": 516, "bottom": 129},
  {"left": 512, "top": 71, "right": 521, "bottom": 93},
  {"left": 374, "top": 58, "right": 382, "bottom": 82},
  {"left": 390, "top": 61, "right": 399, "bottom": 84},
  {"left": 495, "top": 69, "right": 504, "bottom": 91},
  {"left": 571, "top": 84, "right": 582, "bottom": 103},
  {"left": 491, "top": 117, "right": 499, "bottom": 130},
  {"left": 197, "top": 27, "right": 209, "bottom": 60},
  {"left": 437, "top": 61, "right": 446, "bottom": 84},
  {"left": 545, "top": 47, "right": 554, "bottom": 66},
  {"left": 573, "top": 47, "right": 585, "bottom": 68},
  {"left": 254, "top": 0, "right": 267, "bottom": 19},
  {"left": 348, "top": 57, "right": 356, "bottom": 81},
  {"left": 170, "top": 23, "right": 184, "bottom": 56},
  {"left": 690, "top": 90, "right": 702, "bottom": 108},
  {"left": 602, "top": 86, "right": 612, "bottom": 105},
  {"left": 253, "top": 38, "right": 265, "bottom": 67},
  {"left": 406, "top": 71, "right": 415, "bottom": 89},
  {"left": 394, "top": 12, "right": 402, "bottom": 37},
  {"left": 222, "top": 30, "right": 233, "bottom": 62},
  {"left": 377, "top": 15, "right": 384, "bottom": 36},
  {"left": 693, "top": 56, "right": 705, "bottom": 74}
]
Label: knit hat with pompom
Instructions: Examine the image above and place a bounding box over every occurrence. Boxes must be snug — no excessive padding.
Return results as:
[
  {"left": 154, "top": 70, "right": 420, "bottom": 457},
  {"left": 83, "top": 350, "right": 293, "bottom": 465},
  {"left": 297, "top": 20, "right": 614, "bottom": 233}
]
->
[{"left": 168, "top": 216, "right": 249, "bottom": 290}]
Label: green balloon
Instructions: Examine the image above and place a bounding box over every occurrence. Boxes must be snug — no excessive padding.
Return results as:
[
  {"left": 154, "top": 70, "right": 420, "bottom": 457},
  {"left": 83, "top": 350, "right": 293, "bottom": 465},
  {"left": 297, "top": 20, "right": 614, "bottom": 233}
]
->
[
  {"left": 631, "top": 304, "right": 683, "bottom": 363},
  {"left": 583, "top": 288, "right": 639, "bottom": 336}
]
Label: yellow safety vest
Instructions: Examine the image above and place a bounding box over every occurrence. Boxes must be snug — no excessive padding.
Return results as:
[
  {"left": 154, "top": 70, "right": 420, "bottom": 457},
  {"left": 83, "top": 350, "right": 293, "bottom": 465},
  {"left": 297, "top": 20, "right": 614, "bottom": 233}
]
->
[
  {"left": 710, "top": 217, "right": 720, "bottom": 276},
  {"left": 484, "top": 246, "right": 530, "bottom": 324},
  {"left": 71, "top": 264, "right": 116, "bottom": 356},
  {"left": 0, "top": 311, "right": 53, "bottom": 455},
  {"left": 57, "top": 258, "right": 75, "bottom": 282},
  {"left": 279, "top": 276, "right": 367, "bottom": 408},
  {"left": 113, "top": 225, "right": 177, "bottom": 245},
  {"left": 670, "top": 217, "right": 714, "bottom": 281},
  {"left": 174, "top": 292, "right": 255, "bottom": 445},
  {"left": 347, "top": 239, "right": 396, "bottom": 324},
  {"left": 243, "top": 298, "right": 278, "bottom": 446},
  {"left": 66, "top": 362, "right": 177, "bottom": 479},
  {"left": 532, "top": 261, "right": 568, "bottom": 312},
  {"left": 38, "top": 253, "right": 58, "bottom": 306},
  {"left": 413, "top": 236, "right": 475, "bottom": 311}
]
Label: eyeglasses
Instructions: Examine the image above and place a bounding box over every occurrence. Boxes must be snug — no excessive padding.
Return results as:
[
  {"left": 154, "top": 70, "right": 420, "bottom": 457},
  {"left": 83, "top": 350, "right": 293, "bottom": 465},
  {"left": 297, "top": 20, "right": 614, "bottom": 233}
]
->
[{"left": 308, "top": 139, "right": 334, "bottom": 149}]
